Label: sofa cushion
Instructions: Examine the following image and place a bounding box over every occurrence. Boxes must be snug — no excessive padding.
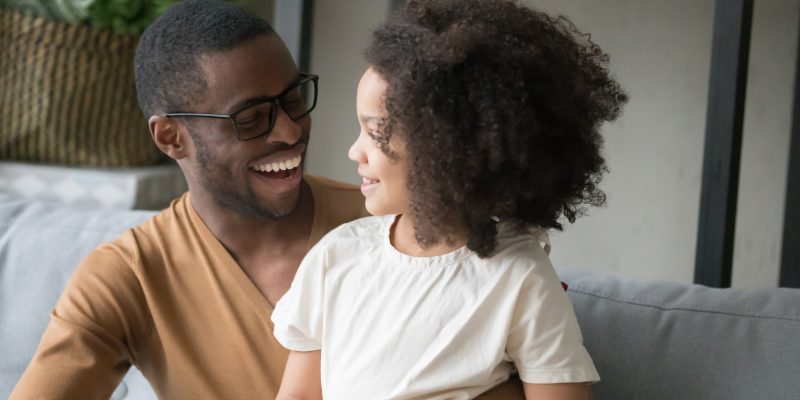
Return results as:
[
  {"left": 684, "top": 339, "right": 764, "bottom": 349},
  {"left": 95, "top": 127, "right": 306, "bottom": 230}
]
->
[
  {"left": 558, "top": 267, "right": 800, "bottom": 400},
  {"left": 0, "top": 195, "right": 157, "bottom": 399},
  {"left": 0, "top": 161, "right": 187, "bottom": 210}
]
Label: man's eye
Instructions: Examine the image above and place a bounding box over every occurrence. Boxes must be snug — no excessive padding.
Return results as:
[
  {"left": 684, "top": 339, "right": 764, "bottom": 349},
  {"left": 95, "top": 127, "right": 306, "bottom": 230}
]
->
[
  {"left": 236, "top": 102, "right": 273, "bottom": 125},
  {"left": 284, "top": 98, "right": 306, "bottom": 110},
  {"left": 283, "top": 88, "right": 302, "bottom": 102},
  {"left": 236, "top": 111, "right": 267, "bottom": 126}
]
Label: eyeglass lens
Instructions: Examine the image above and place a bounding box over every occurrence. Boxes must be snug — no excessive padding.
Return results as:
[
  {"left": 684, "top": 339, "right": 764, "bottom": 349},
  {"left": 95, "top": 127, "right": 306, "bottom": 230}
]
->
[{"left": 233, "top": 78, "right": 316, "bottom": 140}]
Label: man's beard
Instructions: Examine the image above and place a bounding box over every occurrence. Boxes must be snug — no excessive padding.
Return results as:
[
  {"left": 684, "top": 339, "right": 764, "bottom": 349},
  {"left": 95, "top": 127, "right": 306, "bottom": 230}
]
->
[{"left": 190, "top": 130, "right": 300, "bottom": 220}]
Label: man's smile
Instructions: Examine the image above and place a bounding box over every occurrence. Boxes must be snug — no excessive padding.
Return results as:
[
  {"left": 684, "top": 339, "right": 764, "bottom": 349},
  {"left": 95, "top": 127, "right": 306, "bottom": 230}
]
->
[{"left": 251, "top": 154, "right": 302, "bottom": 173}]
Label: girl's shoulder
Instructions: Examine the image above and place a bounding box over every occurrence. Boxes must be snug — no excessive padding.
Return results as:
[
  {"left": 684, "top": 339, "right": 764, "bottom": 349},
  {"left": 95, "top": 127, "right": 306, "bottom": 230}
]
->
[
  {"left": 495, "top": 225, "right": 551, "bottom": 256},
  {"left": 484, "top": 226, "right": 558, "bottom": 282},
  {"left": 329, "top": 214, "right": 392, "bottom": 237},
  {"left": 314, "top": 214, "right": 394, "bottom": 250}
]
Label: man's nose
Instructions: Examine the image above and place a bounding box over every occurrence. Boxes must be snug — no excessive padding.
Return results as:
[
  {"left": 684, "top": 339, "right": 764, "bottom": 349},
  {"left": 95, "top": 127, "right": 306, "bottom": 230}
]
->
[{"left": 267, "top": 107, "right": 303, "bottom": 144}]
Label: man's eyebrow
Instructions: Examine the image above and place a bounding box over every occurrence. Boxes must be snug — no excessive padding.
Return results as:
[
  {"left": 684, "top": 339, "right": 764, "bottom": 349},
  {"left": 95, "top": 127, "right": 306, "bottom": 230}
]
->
[
  {"left": 227, "top": 74, "right": 303, "bottom": 114},
  {"left": 228, "top": 96, "right": 273, "bottom": 115}
]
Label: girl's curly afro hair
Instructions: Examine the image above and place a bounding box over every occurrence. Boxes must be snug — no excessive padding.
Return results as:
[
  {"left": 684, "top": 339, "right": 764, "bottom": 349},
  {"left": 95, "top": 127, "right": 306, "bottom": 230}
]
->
[{"left": 365, "top": 0, "right": 627, "bottom": 257}]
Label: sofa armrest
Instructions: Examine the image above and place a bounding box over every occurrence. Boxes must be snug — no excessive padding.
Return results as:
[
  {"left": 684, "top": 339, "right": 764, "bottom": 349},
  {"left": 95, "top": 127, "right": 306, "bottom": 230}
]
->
[{"left": 557, "top": 267, "right": 800, "bottom": 400}]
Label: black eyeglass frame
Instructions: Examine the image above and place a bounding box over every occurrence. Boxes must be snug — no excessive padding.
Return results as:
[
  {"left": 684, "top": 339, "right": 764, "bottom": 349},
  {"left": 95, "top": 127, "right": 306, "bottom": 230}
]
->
[{"left": 164, "top": 73, "right": 319, "bottom": 141}]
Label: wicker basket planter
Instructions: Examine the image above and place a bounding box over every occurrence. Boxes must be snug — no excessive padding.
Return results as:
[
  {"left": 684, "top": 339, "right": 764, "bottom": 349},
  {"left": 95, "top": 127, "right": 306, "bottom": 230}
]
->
[{"left": 0, "top": 8, "right": 163, "bottom": 167}]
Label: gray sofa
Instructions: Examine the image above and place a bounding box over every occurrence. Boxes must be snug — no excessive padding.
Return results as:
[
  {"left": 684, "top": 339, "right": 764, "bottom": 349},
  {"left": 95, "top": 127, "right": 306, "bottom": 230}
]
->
[{"left": 1, "top": 193, "right": 798, "bottom": 400}]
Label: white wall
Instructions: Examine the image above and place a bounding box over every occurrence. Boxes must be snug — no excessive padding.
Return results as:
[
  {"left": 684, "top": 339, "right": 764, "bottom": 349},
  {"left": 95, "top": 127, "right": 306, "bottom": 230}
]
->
[
  {"left": 305, "top": 0, "right": 798, "bottom": 287},
  {"left": 306, "top": 0, "right": 390, "bottom": 183},
  {"left": 526, "top": 0, "right": 714, "bottom": 284}
]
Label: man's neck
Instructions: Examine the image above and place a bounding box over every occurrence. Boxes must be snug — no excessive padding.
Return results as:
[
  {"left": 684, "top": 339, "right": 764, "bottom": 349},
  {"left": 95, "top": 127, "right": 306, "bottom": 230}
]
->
[
  {"left": 189, "top": 181, "right": 315, "bottom": 262},
  {"left": 188, "top": 181, "right": 315, "bottom": 306}
]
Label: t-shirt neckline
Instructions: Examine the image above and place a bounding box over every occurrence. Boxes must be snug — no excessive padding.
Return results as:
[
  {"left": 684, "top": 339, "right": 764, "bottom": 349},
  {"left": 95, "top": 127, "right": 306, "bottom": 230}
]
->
[{"left": 382, "top": 214, "right": 474, "bottom": 268}]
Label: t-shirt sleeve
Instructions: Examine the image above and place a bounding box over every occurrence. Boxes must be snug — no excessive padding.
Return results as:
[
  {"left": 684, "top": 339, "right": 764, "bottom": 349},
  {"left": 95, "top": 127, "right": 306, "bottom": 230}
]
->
[
  {"left": 10, "top": 241, "right": 150, "bottom": 400},
  {"left": 271, "top": 242, "right": 327, "bottom": 352},
  {"left": 506, "top": 254, "right": 599, "bottom": 384}
]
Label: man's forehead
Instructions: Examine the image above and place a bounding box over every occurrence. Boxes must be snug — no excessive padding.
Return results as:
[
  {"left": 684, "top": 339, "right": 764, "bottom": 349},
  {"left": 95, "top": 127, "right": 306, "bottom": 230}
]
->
[{"left": 196, "top": 35, "right": 299, "bottom": 112}]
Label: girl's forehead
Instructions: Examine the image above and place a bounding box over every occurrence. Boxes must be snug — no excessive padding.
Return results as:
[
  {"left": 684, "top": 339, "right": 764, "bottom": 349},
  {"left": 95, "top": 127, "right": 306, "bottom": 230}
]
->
[{"left": 357, "top": 68, "right": 389, "bottom": 114}]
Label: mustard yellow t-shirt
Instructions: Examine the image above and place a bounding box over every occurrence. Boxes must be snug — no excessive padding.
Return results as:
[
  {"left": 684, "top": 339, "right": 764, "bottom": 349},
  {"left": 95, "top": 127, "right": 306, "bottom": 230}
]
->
[{"left": 11, "top": 175, "right": 366, "bottom": 399}]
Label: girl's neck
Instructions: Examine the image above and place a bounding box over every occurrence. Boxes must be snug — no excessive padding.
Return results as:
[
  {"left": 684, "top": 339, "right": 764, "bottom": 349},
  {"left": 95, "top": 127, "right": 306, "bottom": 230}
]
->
[{"left": 390, "top": 214, "right": 466, "bottom": 257}]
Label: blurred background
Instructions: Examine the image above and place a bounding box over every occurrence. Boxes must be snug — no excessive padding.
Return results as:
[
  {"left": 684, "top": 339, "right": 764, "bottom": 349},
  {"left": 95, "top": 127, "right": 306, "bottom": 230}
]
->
[
  {"left": 1, "top": 0, "right": 797, "bottom": 288},
  {"left": 295, "top": 0, "right": 798, "bottom": 288}
]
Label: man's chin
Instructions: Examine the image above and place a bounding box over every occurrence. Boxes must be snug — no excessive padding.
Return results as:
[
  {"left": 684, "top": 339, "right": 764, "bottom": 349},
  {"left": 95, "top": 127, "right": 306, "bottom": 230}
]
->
[
  {"left": 211, "top": 187, "right": 301, "bottom": 221},
  {"left": 253, "top": 187, "right": 304, "bottom": 220},
  {"left": 258, "top": 201, "right": 299, "bottom": 220}
]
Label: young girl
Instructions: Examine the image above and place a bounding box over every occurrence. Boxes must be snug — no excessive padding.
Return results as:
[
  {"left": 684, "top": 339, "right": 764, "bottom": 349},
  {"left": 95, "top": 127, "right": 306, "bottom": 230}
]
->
[{"left": 272, "top": 0, "right": 626, "bottom": 398}]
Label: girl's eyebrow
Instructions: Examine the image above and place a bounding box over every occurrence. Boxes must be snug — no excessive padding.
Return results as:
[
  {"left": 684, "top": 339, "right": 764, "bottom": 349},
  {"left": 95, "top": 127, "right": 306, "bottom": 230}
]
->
[{"left": 359, "top": 115, "right": 384, "bottom": 123}]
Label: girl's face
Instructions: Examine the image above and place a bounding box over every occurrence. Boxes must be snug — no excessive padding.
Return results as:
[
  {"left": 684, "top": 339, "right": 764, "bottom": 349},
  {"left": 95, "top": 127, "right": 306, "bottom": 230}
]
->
[{"left": 348, "top": 68, "right": 411, "bottom": 216}]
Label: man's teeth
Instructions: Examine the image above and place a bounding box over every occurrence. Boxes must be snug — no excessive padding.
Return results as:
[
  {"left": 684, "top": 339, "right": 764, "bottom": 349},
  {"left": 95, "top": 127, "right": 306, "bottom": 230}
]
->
[
  {"left": 363, "top": 177, "right": 378, "bottom": 185},
  {"left": 253, "top": 155, "right": 302, "bottom": 172}
]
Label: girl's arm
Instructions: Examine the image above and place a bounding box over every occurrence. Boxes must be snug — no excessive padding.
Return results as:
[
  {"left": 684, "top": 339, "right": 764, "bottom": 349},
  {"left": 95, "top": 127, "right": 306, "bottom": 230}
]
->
[
  {"left": 523, "top": 382, "right": 592, "bottom": 400},
  {"left": 276, "top": 350, "right": 322, "bottom": 400}
]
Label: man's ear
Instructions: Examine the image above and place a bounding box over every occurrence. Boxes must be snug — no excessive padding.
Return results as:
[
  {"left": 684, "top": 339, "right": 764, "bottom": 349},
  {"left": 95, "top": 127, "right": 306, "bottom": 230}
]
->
[{"left": 149, "top": 115, "right": 189, "bottom": 160}]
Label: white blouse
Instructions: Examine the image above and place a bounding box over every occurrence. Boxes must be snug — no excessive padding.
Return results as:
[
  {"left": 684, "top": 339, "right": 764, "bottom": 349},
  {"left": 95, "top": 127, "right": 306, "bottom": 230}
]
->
[{"left": 273, "top": 215, "right": 598, "bottom": 400}]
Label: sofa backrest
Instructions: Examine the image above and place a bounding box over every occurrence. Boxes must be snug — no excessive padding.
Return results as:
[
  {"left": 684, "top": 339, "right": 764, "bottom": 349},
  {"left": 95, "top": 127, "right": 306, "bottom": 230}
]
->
[
  {"left": 558, "top": 267, "right": 800, "bottom": 400},
  {"left": 0, "top": 195, "right": 158, "bottom": 399}
]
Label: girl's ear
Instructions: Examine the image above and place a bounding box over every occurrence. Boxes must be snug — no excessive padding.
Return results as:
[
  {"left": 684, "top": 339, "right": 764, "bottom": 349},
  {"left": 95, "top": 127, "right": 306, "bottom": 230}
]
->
[{"left": 148, "top": 115, "right": 188, "bottom": 160}]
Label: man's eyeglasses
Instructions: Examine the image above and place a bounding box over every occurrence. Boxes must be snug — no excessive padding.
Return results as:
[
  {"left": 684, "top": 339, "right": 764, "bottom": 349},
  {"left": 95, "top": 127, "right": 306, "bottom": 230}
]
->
[{"left": 165, "top": 73, "right": 318, "bottom": 141}]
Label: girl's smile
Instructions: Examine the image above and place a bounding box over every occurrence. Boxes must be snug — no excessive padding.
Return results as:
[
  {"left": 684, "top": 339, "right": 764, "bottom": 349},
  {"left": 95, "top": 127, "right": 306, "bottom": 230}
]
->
[{"left": 349, "top": 68, "right": 411, "bottom": 217}]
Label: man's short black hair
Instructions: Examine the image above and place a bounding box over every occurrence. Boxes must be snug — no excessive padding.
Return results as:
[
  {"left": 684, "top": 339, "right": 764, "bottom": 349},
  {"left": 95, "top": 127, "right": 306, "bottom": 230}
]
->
[{"left": 134, "top": 0, "right": 275, "bottom": 117}]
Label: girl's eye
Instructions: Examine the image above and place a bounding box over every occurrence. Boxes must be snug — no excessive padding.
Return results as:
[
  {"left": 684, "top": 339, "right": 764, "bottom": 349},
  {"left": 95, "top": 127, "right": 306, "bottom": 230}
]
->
[
  {"left": 368, "top": 130, "right": 386, "bottom": 141},
  {"left": 366, "top": 118, "right": 385, "bottom": 132}
]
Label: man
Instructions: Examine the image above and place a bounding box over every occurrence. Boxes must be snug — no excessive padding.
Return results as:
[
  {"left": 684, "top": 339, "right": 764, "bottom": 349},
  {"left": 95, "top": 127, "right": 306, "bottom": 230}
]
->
[{"left": 11, "top": 0, "right": 523, "bottom": 398}]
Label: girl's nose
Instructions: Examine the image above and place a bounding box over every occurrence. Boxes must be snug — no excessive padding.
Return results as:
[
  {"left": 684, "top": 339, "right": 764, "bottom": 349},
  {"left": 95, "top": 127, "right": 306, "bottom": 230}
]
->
[{"left": 348, "top": 132, "right": 366, "bottom": 163}]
